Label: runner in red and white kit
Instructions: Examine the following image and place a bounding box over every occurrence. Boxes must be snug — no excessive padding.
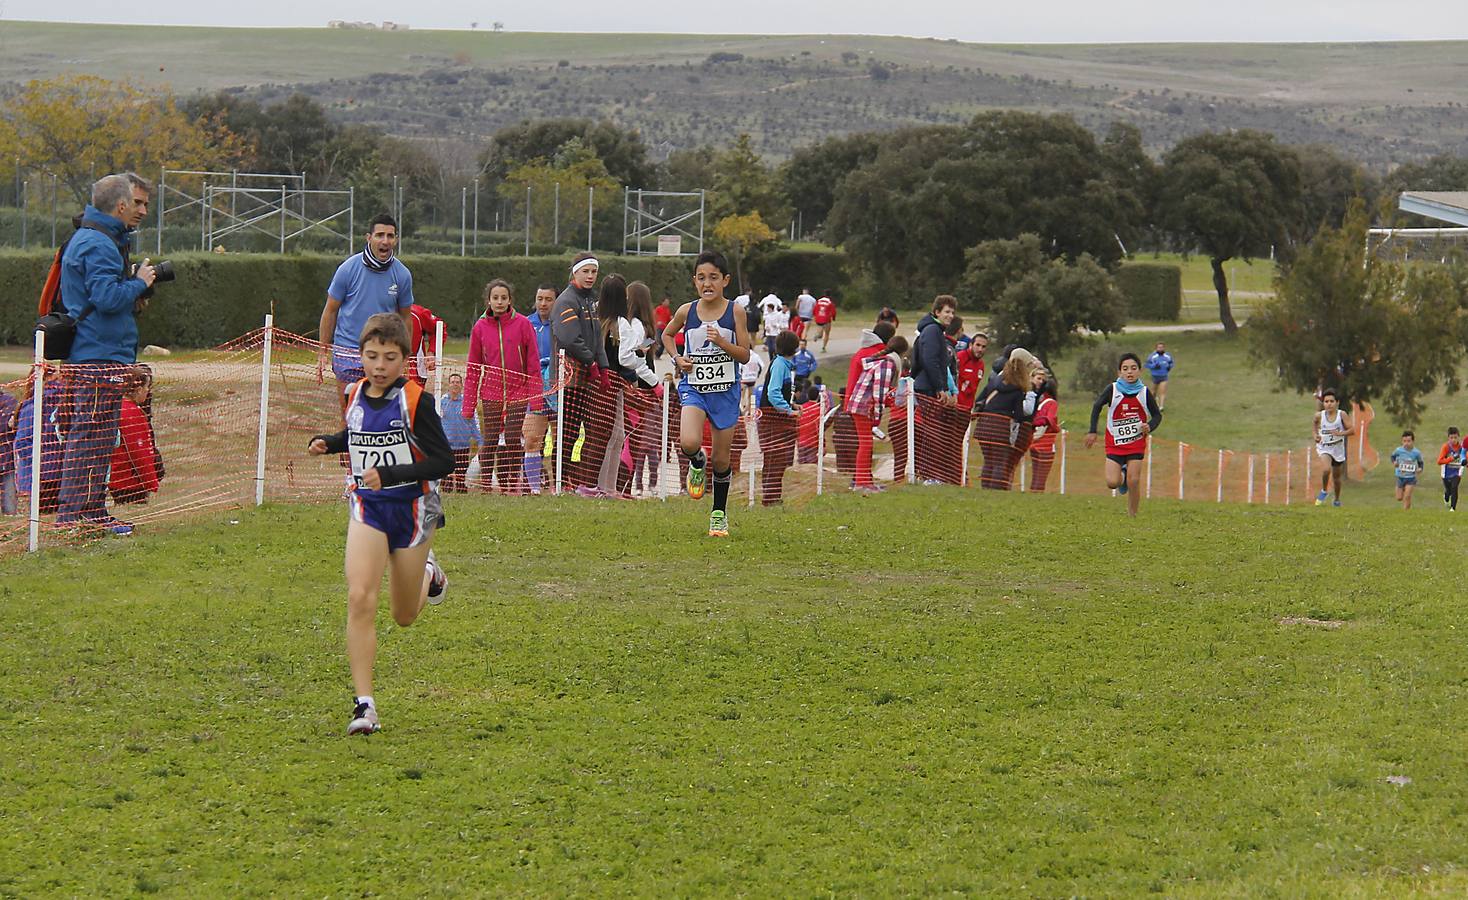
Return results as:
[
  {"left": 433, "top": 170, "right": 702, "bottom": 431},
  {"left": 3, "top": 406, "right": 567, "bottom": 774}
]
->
[
  {"left": 1085, "top": 352, "right": 1162, "bottom": 517},
  {"left": 811, "top": 293, "right": 837, "bottom": 352},
  {"left": 406, "top": 303, "right": 443, "bottom": 386}
]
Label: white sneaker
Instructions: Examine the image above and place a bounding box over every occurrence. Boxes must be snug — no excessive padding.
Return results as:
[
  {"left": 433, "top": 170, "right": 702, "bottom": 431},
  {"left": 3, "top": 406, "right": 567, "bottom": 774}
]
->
[
  {"left": 426, "top": 551, "right": 448, "bottom": 605},
  {"left": 347, "top": 700, "right": 380, "bottom": 736}
]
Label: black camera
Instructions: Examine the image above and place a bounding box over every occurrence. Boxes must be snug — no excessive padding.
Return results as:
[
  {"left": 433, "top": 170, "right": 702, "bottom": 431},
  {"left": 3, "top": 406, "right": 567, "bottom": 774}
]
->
[{"left": 152, "top": 260, "right": 175, "bottom": 283}]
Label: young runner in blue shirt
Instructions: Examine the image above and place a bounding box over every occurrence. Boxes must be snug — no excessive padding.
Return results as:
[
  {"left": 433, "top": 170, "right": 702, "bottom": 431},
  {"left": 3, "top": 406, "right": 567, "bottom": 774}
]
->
[
  {"left": 1391, "top": 430, "right": 1425, "bottom": 510},
  {"left": 660, "top": 250, "right": 753, "bottom": 537}
]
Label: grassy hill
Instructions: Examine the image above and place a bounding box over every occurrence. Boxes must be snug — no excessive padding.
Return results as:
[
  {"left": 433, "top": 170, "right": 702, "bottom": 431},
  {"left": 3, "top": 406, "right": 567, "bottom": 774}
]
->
[{"left": 3, "top": 21, "right": 1468, "bottom": 163}]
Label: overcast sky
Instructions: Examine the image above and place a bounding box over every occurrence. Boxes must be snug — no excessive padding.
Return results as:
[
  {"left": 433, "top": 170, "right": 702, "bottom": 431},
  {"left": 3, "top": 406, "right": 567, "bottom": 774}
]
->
[{"left": 2, "top": 0, "right": 1466, "bottom": 42}]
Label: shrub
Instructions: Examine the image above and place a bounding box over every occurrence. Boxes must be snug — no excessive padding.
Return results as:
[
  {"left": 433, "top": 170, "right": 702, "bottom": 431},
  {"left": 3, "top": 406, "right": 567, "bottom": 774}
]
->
[
  {"left": 0, "top": 251, "right": 693, "bottom": 348},
  {"left": 1115, "top": 263, "right": 1182, "bottom": 320},
  {"left": 1068, "top": 339, "right": 1126, "bottom": 396}
]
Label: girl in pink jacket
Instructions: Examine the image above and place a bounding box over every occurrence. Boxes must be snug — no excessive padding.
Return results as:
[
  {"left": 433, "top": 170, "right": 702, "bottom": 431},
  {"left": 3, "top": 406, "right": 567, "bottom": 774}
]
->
[{"left": 463, "top": 279, "right": 540, "bottom": 493}]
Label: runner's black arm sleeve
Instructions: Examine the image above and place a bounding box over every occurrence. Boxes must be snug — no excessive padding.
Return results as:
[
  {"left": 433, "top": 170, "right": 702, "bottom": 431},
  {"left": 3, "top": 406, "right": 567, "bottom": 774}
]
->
[
  {"left": 375, "top": 393, "right": 455, "bottom": 485},
  {"left": 1088, "top": 387, "right": 1110, "bottom": 433},
  {"left": 311, "top": 429, "right": 349, "bottom": 454},
  {"left": 1146, "top": 390, "right": 1163, "bottom": 434}
]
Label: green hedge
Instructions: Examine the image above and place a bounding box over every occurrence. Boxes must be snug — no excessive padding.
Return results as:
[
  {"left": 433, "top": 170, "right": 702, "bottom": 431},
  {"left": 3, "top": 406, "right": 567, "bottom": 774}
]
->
[
  {"left": 0, "top": 250, "right": 695, "bottom": 348},
  {"left": 747, "top": 249, "right": 852, "bottom": 302},
  {"left": 1115, "top": 262, "right": 1182, "bottom": 321}
]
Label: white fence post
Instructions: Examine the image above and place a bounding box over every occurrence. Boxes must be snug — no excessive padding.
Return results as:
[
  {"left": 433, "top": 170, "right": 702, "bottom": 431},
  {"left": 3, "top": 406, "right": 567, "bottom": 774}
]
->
[
  {"left": 1058, "top": 430, "right": 1067, "bottom": 495},
  {"left": 1146, "top": 447, "right": 1153, "bottom": 498},
  {"left": 554, "top": 349, "right": 566, "bottom": 495},
  {"left": 432, "top": 319, "right": 445, "bottom": 412},
  {"left": 1286, "top": 449, "right": 1293, "bottom": 505},
  {"left": 28, "top": 330, "right": 44, "bottom": 553},
  {"left": 1217, "top": 449, "right": 1225, "bottom": 503},
  {"left": 658, "top": 380, "right": 670, "bottom": 500},
  {"left": 904, "top": 380, "right": 915, "bottom": 484},
  {"left": 1247, "top": 454, "right": 1255, "bottom": 503},
  {"left": 816, "top": 392, "right": 826, "bottom": 495},
  {"left": 1177, "top": 442, "right": 1185, "bottom": 501},
  {"left": 747, "top": 415, "right": 756, "bottom": 508},
  {"left": 960, "top": 417, "right": 973, "bottom": 487},
  {"left": 254, "top": 315, "right": 274, "bottom": 506},
  {"left": 1264, "top": 454, "right": 1271, "bottom": 504}
]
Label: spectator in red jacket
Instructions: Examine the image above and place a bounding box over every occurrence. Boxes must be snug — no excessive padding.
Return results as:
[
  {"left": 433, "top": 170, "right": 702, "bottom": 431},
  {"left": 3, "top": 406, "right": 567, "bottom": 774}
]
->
[
  {"left": 406, "top": 303, "right": 443, "bottom": 386},
  {"left": 652, "top": 295, "right": 674, "bottom": 359},
  {"left": 955, "top": 331, "right": 989, "bottom": 414},
  {"left": 463, "top": 279, "right": 540, "bottom": 493},
  {"left": 109, "top": 366, "right": 161, "bottom": 505},
  {"left": 1028, "top": 373, "right": 1059, "bottom": 492},
  {"left": 844, "top": 321, "right": 897, "bottom": 394}
]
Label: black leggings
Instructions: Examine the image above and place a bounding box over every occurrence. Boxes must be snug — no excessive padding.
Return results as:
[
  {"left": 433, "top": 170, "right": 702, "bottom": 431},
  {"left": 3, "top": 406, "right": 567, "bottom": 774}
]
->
[{"left": 1445, "top": 475, "right": 1461, "bottom": 510}]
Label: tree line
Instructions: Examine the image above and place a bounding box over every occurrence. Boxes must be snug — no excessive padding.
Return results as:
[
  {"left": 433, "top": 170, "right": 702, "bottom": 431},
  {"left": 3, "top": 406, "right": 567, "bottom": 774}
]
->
[{"left": 4, "top": 75, "right": 1468, "bottom": 422}]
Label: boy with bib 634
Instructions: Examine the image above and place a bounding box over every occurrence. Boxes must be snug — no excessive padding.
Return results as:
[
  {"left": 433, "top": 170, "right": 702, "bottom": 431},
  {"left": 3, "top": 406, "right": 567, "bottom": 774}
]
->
[{"left": 661, "top": 250, "right": 753, "bottom": 537}]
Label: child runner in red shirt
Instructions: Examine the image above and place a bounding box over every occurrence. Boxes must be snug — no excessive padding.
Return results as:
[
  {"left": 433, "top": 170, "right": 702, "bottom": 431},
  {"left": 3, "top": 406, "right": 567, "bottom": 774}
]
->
[{"left": 1085, "top": 353, "right": 1162, "bottom": 517}]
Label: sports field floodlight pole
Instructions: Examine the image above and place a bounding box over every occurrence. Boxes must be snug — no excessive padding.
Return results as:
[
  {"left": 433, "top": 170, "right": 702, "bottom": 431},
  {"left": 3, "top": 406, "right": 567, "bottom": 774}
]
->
[
  {"left": 587, "top": 186, "right": 594, "bottom": 251},
  {"left": 27, "top": 330, "right": 44, "bottom": 552},
  {"left": 554, "top": 350, "right": 566, "bottom": 494},
  {"left": 433, "top": 320, "right": 446, "bottom": 413},
  {"left": 472, "top": 178, "right": 479, "bottom": 255},
  {"left": 553, "top": 182, "right": 560, "bottom": 246},
  {"left": 524, "top": 185, "right": 531, "bottom": 257},
  {"left": 348, "top": 188, "right": 354, "bottom": 254},
  {"left": 254, "top": 315, "right": 274, "bottom": 506},
  {"left": 460, "top": 188, "right": 467, "bottom": 257},
  {"left": 157, "top": 169, "right": 165, "bottom": 254}
]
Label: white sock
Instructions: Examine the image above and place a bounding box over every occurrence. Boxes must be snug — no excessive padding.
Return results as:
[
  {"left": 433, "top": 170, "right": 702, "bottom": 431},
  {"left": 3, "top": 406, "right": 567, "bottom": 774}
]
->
[{"left": 356, "top": 695, "right": 374, "bottom": 709}]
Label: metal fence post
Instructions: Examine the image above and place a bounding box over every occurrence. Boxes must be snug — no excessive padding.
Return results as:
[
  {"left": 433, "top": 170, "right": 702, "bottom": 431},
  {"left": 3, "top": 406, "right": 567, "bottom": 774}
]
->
[
  {"left": 28, "top": 330, "right": 44, "bottom": 553},
  {"left": 554, "top": 349, "right": 566, "bottom": 494},
  {"left": 254, "top": 315, "right": 274, "bottom": 506}
]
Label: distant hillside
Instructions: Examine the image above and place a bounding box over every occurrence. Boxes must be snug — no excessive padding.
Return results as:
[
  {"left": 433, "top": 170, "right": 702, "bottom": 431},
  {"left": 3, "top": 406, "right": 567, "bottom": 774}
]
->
[{"left": 3, "top": 21, "right": 1467, "bottom": 166}]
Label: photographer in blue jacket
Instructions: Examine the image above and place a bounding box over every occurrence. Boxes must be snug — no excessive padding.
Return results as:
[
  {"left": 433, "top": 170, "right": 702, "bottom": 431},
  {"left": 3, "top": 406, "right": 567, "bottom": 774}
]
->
[{"left": 55, "top": 172, "right": 157, "bottom": 535}]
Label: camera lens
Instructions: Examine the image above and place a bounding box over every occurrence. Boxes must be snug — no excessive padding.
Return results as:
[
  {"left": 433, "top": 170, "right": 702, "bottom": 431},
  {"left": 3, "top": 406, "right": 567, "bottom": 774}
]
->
[{"left": 153, "top": 260, "right": 175, "bottom": 283}]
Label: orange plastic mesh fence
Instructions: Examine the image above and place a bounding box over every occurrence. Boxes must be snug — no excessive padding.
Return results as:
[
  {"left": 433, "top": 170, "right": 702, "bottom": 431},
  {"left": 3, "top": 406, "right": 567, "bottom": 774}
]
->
[{"left": 0, "top": 329, "right": 1386, "bottom": 553}]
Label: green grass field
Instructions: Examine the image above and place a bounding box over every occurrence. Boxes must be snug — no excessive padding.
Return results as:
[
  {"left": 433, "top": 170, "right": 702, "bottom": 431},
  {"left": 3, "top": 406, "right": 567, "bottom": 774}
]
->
[{"left": 4, "top": 491, "right": 1468, "bottom": 895}]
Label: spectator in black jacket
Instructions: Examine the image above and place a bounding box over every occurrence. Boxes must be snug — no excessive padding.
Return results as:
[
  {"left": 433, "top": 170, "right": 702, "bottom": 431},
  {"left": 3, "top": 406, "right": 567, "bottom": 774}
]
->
[
  {"left": 551, "top": 253, "right": 611, "bottom": 490},
  {"left": 910, "top": 295, "right": 962, "bottom": 483},
  {"left": 977, "top": 348, "right": 1044, "bottom": 490}
]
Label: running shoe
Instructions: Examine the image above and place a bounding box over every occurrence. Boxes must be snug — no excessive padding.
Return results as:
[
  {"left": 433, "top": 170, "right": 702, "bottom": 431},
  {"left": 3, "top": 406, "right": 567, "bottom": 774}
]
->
[
  {"left": 1315, "top": 490, "right": 1328, "bottom": 506},
  {"left": 347, "top": 701, "right": 380, "bottom": 736},
  {"left": 708, "top": 509, "right": 729, "bottom": 538},
  {"left": 1117, "top": 464, "right": 1128, "bottom": 495},
  {"left": 426, "top": 551, "right": 448, "bottom": 605},
  {"left": 687, "top": 465, "right": 706, "bottom": 500},
  {"left": 1333, "top": 499, "right": 1342, "bottom": 508}
]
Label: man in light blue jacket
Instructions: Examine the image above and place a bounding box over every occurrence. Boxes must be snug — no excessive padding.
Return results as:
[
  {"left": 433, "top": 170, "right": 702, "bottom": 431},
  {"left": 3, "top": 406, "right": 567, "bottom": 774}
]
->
[{"left": 56, "top": 173, "right": 157, "bottom": 534}]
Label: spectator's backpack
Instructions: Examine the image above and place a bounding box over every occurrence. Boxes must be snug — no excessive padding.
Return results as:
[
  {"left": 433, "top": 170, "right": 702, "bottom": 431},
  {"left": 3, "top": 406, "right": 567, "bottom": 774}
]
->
[{"left": 34, "top": 221, "right": 98, "bottom": 361}]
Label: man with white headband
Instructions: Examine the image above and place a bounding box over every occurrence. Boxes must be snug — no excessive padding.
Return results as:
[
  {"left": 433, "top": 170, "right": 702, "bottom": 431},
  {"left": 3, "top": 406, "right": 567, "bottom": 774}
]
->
[
  {"left": 318, "top": 213, "right": 415, "bottom": 413},
  {"left": 552, "top": 252, "right": 612, "bottom": 489}
]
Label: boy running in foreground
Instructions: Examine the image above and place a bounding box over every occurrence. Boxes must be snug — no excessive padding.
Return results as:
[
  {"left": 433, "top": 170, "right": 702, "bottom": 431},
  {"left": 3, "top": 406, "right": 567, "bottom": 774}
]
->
[
  {"left": 1086, "top": 352, "right": 1162, "bottom": 517},
  {"left": 308, "top": 313, "right": 453, "bottom": 735}
]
